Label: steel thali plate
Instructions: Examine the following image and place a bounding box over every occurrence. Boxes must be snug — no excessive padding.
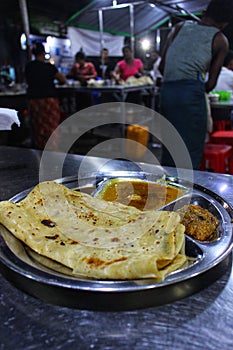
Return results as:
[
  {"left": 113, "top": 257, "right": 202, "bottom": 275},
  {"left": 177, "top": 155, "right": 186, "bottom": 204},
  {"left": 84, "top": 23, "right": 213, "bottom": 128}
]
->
[{"left": 0, "top": 171, "right": 232, "bottom": 311}]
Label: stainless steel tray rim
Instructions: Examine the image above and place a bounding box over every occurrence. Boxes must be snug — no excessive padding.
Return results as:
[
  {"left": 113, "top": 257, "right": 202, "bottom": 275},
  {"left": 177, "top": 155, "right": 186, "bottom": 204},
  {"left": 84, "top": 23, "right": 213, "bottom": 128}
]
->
[
  {"left": 0, "top": 171, "right": 233, "bottom": 304},
  {"left": 0, "top": 231, "right": 232, "bottom": 294}
]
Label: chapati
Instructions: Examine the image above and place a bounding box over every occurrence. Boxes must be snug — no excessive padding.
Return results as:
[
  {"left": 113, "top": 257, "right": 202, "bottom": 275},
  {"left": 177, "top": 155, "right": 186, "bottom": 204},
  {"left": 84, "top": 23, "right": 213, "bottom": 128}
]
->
[{"left": 0, "top": 181, "right": 187, "bottom": 280}]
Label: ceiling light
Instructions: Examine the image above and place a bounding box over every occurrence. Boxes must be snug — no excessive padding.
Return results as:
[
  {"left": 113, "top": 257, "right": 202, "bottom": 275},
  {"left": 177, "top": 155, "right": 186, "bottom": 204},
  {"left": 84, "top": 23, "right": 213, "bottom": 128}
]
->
[{"left": 141, "top": 39, "right": 151, "bottom": 51}]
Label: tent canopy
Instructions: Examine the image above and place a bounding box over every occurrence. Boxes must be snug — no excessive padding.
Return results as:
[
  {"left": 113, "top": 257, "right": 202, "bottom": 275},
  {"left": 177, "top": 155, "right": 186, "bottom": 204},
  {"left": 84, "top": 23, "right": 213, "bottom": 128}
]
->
[
  {"left": 65, "top": 0, "right": 208, "bottom": 37},
  {"left": 1, "top": 1, "right": 210, "bottom": 37}
]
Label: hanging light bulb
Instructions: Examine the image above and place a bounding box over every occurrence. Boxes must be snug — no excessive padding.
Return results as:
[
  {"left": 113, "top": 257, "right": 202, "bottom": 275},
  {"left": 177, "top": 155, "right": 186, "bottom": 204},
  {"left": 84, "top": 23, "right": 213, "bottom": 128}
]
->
[{"left": 141, "top": 39, "right": 151, "bottom": 51}]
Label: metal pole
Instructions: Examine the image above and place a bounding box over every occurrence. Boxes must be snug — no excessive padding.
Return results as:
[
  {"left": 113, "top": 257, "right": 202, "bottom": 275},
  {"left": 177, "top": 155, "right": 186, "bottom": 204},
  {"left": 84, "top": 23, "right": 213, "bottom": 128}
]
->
[
  {"left": 98, "top": 9, "right": 105, "bottom": 79},
  {"left": 129, "top": 4, "right": 135, "bottom": 57},
  {"left": 18, "top": 0, "right": 31, "bottom": 61}
]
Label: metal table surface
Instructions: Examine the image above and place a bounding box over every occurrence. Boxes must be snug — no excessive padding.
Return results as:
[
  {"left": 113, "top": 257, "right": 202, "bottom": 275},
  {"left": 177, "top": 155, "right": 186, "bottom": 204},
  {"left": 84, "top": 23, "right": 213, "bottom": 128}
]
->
[
  {"left": 0, "top": 146, "right": 233, "bottom": 350},
  {"left": 56, "top": 83, "right": 156, "bottom": 97},
  {"left": 211, "top": 100, "right": 233, "bottom": 109}
]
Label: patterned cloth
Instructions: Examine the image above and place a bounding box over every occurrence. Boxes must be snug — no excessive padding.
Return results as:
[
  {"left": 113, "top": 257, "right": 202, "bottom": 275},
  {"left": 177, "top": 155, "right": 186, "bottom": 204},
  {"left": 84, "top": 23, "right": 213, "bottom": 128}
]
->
[{"left": 28, "top": 97, "right": 61, "bottom": 150}]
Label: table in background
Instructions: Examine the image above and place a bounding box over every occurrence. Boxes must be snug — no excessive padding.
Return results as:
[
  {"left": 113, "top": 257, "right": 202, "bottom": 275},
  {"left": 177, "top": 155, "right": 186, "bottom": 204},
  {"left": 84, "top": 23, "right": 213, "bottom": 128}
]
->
[
  {"left": 0, "top": 146, "right": 233, "bottom": 350},
  {"left": 78, "top": 84, "right": 156, "bottom": 108},
  {"left": 57, "top": 84, "right": 157, "bottom": 118},
  {"left": 57, "top": 84, "right": 157, "bottom": 141},
  {"left": 210, "top": 100, "right": 233, "bottom": 109},
  {"left": 0, "top": 84, "right": 157, "bottom": 121}
]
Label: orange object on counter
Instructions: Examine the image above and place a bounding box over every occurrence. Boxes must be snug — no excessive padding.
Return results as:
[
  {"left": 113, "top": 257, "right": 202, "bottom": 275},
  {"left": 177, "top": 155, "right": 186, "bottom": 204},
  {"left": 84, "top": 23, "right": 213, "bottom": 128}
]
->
[{"left": 126, "top": 124, "right": 149, "bottom": 159}]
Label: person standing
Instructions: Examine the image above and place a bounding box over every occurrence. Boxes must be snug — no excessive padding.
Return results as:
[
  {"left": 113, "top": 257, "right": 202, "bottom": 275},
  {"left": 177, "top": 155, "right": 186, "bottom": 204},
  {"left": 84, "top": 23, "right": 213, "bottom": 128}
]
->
[
  {"left": 215, "top": 50, "right": 233, "bottom": 92},
  {"left": 213, "top": 50, "right": 233, "bottom": 127},
  {"left": 158, "top": 0, "right": 233, "bottom": 169},
  {"left": 149, "top": 51, "right": 163, "bottom": 86},
  {"left": 25, "top": 42, "right": 66, "bottom": 150}
]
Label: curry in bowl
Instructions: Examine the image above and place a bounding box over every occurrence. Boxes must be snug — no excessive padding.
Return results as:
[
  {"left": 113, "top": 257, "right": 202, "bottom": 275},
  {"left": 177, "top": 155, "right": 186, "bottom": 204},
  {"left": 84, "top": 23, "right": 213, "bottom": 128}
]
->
[
  {"left": 95, "top": 177, "right": 219, "bottom": 242},
  {"left": 95, "top": 177, "right": 188, "bottom": 211}
]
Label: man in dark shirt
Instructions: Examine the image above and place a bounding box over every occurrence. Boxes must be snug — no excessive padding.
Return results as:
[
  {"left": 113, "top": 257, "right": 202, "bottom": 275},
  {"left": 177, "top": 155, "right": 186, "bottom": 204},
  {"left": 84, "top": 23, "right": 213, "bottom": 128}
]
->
[{"left": 94, "top": 48, "right": 116, "bottom": 80}]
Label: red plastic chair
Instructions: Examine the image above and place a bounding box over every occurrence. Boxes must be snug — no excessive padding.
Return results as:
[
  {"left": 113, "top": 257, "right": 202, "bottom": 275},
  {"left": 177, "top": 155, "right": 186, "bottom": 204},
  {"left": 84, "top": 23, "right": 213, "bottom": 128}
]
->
[
  {"left": 210, "top": 130, "right": 233, "bottom": 146},
  {"left": 200, "top": 143, "right": 233, "bottom": 173}
]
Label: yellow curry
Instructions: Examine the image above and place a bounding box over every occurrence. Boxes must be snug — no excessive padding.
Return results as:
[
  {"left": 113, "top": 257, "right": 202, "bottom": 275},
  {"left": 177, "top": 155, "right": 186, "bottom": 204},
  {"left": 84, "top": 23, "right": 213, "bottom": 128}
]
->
[{"left": 96, "top": 178, "right": 187, "bottom": 211}]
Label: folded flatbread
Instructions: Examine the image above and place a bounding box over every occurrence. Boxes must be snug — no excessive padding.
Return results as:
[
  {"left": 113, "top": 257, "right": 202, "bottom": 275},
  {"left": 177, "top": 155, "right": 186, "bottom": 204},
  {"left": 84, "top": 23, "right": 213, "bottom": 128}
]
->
[{"left": 0, "top": 181, "right": 187, "bottom": 280}]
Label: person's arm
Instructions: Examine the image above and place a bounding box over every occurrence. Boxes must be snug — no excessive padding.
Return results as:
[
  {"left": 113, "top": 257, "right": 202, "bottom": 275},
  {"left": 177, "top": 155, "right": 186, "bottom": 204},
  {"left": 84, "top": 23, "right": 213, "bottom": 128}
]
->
[
  {"left": 55, "top": 71, "right": 66, "bottom": 85},
  {"left": 78, "top": 63, "right": 98, "bottom": 81},
  {"left": 87, "top": 62, "right": 98, "bottom": 79},
  {"left": 158, "top": 22, "right": 184, "bottom": 75},
  {"left": 138, "top": 62, "right": 145, "bottom": 76},
  {"left": 112, "top": 63, "right": 121, "bottom": 82},
  {"left": 106, "top": 61, "right": 116, "bottom": 79},
  {"left": 113, "top": 64, "right": 120, "bottom": 74},
  {"left": 66, "top": 65, "right": 76, "bottom": 79},
  {"left": 206, "top": 32, "right": 229, "bottom": 93}
]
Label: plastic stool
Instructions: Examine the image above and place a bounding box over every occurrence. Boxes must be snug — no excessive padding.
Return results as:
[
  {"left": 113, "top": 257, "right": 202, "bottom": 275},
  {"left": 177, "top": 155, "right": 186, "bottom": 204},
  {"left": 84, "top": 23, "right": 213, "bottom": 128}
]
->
[
  {"left": 213, "top": 120, "right": 232, "bottom": 131},
  {"left": 200, "top": 143, "right": 233, "bottom": 173},
  {"left": 210, "top": 130, "right": 233, "bottom": 146}
]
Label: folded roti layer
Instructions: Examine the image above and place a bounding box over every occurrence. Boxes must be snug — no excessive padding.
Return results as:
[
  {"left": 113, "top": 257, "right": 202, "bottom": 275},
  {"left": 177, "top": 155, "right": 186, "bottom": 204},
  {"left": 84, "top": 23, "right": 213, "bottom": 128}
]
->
[{"left": 0, "top": 181, "right": 187, "bottom": 280}]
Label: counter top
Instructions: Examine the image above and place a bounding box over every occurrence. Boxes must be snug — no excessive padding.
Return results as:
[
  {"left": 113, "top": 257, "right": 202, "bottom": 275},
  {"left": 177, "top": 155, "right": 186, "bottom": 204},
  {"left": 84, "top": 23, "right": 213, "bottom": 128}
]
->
[
  {"left": 56, "top": 83, "right": 156, "bottom": 98},
  {"left": 0, "top": 84, "right": 156, "bottom": 96},
  {"left": 0, "top": 146, "right": 233, "bottom": 350},
  {"left": 210, "top": 100, "right": 233, "bottom": 108}
]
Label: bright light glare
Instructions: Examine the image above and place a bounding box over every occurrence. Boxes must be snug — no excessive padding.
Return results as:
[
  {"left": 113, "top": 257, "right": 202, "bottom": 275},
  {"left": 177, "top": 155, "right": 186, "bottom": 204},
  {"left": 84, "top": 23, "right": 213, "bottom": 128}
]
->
[
  {"left": 44, "top": 42, "right": 50, "bottom": 53},
  {"left": 112, "top": 0, "right": 117, "bottom": 6},
  {"left": 46, "top": 36, "right": 53, "bottom": 45},
  {"left": 20, "top": 33, "right": 26, "bottom": 50},
  {"left": 141, "top": 39, "right": 150, "bottom": 51},
  {"left": 219, "top": 184, "right": 228, "bottom": 193}
]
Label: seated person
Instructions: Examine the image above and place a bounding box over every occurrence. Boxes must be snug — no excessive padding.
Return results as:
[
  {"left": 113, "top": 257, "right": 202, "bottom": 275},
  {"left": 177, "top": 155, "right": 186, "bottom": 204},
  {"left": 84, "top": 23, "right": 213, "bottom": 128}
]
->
[
  {"left": 94, "top": 48, "right": 116, "bottom": 80},
  {"left": 113, "top": 45, "right": 145, "bottom": 82},
  {"left": 113, "top": 46, "right": 145, "bottom": 104},
  {"left": 66, "top": 51, "right": 97, "bottom": 85},
  {"left": 66, "top": 51, "right": 97, "bottom": 111}
]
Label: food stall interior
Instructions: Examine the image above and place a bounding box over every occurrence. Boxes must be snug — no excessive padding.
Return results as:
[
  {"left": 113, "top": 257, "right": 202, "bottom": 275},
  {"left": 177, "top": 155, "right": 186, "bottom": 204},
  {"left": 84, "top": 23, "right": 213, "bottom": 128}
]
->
[
  {"left": 1, "top": 2, "right": 233, "bottom": 349},
  {"left": 1, "top": 1, "right": 228, "bottom": 149}
]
